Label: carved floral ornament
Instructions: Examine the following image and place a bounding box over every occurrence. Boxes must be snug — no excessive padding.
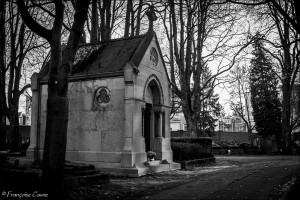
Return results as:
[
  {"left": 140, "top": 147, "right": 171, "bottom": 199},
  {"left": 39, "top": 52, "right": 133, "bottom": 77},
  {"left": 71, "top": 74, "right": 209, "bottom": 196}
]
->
[{"left": 93, "top": 87, "right": 110, "bottom": 110}]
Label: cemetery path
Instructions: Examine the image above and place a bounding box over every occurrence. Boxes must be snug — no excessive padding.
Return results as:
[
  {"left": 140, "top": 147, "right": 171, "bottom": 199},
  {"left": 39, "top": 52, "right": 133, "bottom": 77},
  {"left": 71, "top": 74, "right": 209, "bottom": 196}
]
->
[
  {"left": 2, "top": 155, "right": 298, "bottom": 199},
  {"left": 146, "top": 156, "right": 300, "bottom": 200}
]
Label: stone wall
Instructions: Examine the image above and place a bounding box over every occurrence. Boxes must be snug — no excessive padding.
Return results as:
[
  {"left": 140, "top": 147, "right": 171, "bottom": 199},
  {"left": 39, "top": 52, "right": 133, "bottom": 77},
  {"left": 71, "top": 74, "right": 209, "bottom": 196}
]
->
[
  {"left": 37, "top": 77, "right": 125, "bottom": 167},
  {"left": 171, "top": 130, "right": 254, "bottom": 145},
  {"left": 171, "top": 130, "right": 191, "bottom": 138},
  {"left": 213, "top": 131, "right": 251, "bottom": 144}
]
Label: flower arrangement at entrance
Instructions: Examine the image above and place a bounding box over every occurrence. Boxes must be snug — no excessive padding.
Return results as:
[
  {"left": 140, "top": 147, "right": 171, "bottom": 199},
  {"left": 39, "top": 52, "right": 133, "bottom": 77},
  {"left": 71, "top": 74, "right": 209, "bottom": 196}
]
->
[{"left": 147, "top": 151, "right": 156, "bottom": 161}]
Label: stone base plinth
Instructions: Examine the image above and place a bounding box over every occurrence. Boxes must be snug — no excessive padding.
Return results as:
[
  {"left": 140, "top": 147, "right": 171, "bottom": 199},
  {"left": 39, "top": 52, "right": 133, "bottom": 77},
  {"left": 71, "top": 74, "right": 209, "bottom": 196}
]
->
[{"left": 97, "top": 160, "right": 181, "bottom": 177}]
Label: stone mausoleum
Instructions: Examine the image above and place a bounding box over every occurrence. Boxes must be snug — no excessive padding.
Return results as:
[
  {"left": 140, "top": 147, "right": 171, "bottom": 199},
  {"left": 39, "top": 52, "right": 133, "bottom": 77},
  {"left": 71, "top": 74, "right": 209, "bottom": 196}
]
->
[{"left": 27, "top": 29, "right": 180, "bottom": 176}]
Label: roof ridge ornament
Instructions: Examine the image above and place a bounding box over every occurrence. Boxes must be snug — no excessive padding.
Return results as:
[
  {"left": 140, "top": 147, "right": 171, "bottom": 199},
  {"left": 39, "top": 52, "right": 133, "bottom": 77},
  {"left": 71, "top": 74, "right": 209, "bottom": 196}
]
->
[{"left": 146, "top": 5, "right": 157, "bottom": 32}]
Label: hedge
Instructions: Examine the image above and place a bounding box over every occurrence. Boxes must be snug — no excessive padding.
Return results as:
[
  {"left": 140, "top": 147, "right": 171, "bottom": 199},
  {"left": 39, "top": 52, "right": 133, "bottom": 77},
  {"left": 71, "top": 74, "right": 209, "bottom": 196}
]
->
[
  {"left": 171, "top": 137, "right": 213, "bottom": 161},
  {"left": 171, "top": 137, "right": 212, "bottom": 144}
]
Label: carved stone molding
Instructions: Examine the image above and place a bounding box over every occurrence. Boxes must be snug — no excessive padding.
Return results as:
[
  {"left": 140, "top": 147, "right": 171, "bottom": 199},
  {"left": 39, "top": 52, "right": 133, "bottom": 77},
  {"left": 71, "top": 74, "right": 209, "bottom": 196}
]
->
[{"left": 142, "top": 74, "right": 164, "bottom": 105}]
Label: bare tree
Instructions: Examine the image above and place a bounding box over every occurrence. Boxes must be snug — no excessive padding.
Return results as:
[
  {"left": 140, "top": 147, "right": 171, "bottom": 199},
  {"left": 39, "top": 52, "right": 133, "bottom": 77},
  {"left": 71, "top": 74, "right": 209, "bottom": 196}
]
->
[
  {"left": 99, "top": 0, "right": 113, "bottom": 40},
  {"left": 0, "top": 1, "right": 48, "bottom": 151},
  {"left": 216, "top": 0, "right": 300, "bottom": 35},
  {"left": 228, "top": 64, "right": 255, "bottom": 134},
  {"left": 86, "top": 0, "right": 145, "bottom": 42},
  {"left": 17, "top": 0, "right": 91, "bottom": 197},
  {"left": 6, "top": 2, "right": 49, "bottom": 151},
  {"left": 261, "top": 2, "right": 300, "bottom": 150},
  {"left": 217, "top": 0, "right": 299, "bottom": 150},
  {"left": 135, "top": 0, "right": 144, "bottom": 35},
  {"left": 124, "top": 0, "right": 147, "bottom": 38},
  {"left": 0, "top": 0, "right": 6, "bottom": 150},
  {"left": 161, "top": 0, "right": 251, "bottom": 136}
]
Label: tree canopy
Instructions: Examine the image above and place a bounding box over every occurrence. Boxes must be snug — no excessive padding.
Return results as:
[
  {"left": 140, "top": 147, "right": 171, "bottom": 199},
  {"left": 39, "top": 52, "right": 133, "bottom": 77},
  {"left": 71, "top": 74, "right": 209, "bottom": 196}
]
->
[{"left": 249, "top": 35, "right": 282, "bottom": 142}]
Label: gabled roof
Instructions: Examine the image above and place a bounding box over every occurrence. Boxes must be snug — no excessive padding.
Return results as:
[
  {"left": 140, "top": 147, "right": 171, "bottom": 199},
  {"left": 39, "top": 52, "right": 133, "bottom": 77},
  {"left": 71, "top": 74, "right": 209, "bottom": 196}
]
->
[
  {"left": 39, "top": 31, "right": 156, "bottom": 81},
  {"left": 71, "top": 31, "right": 155, "bottom": 77}
]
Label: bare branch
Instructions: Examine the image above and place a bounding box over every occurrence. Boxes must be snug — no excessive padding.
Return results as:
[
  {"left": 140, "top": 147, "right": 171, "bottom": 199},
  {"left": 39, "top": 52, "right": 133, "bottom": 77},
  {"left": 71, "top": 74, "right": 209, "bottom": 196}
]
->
[{"left": 16, "top": 0, "right": 52, "bottom": 40}]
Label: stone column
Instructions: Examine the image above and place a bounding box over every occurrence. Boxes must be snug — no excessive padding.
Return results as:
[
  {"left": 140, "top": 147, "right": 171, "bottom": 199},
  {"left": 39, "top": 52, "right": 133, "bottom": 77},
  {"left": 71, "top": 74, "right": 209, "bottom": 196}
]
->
[
  {"left": 26, "top": 73, "right": 39, "bottom": 162},
  {"left": 150, "top": 109, "right": 155, "bottom": 149},
  {"left": 141, "top": 105, "right": 145, "bottom": 137},
  {"left": 153, "top": 108, "right": 164, "bottom": 160},
  {"left": 121, "top": 63, "right": 136, "bottom": 168},
  {"left": 157, "top": 110, "right": 163, "bottom": 138}
]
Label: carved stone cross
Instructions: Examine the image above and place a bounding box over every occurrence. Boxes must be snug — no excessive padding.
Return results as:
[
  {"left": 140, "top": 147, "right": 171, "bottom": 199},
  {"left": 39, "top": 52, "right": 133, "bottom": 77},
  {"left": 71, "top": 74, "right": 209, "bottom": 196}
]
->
[{"left": 146, "top": 5, "right": 157, "bottom": 32}]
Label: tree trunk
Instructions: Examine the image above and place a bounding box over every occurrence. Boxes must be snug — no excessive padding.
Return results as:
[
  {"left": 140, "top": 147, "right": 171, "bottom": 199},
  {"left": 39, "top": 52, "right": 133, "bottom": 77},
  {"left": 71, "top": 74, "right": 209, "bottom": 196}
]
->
[
  {"left": 130, "top": 4, "right": 134, "bottom": 37},
  {"left": 99, "top": 0, "right": 111, "bottom": 41},
  {"left": 124, "top": 0, "right": 132, "bottom": 38},
  {"left": 182, "top": 105, "right": 196, "bottom": 137},
  {"left": 0, "top": 0, "right": 6, "bottom": 150},
  {"left": 90, "top": 0, "right": 98, "bottom": 43},
  {"left": 135, "top": 0, "right": 143, "bottom": 36},
  {"left": 16, "top": 0, "right": 88, "bottom": 197},
  {"left": 9, "top": 104, "right": 20, "bottom": 152},
  {"left": 9, "top": 21, "right": 25, "bottom": 152},
  {"left": 280, "top": 18, "right": 293, "bottom": 151},
  {"left": 99, "top": 0, "right": 105, "bottom": 41},
  {"left": 42, "top": 91, "right": 68, "bottom": 198},
  {"left": 104, "top": 0, "right": 111, "bottom": 40},
  {"left": 281, "top": 79, "right": 292, "bottom": 150},
  {"left": 292, "top": 0, "right": 300, "bottom": 33},
  {"left": 0, "top": 106, "right": 5, "bottom": 150},
  {"left": 41, "top": 2, "right": 90, "bottom": 198},
  {"left": 42, "top": 41, "right": 66, "bottom": 198},
  {"left": 185, "top": 117, "right": 196, "bottom": 137}
]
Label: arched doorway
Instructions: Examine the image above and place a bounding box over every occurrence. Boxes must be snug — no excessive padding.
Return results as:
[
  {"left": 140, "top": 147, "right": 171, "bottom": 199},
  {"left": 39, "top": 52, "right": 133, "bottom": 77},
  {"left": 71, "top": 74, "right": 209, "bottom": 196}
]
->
[{"left": 143, "top": 76, "right": 164, "bottom": 152}]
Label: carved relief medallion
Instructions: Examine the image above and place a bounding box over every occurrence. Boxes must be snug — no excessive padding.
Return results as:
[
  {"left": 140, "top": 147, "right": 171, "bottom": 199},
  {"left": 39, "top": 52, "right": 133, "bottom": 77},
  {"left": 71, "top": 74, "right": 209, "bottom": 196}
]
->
[{"left": 93, "top": 87, "right": 110, "bottom": 110}]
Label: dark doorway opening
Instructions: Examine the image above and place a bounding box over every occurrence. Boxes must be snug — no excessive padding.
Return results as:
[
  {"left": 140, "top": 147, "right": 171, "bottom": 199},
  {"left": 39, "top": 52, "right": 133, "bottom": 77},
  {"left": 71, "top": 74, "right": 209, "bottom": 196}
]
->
[{"left": 144, "top": 103, "right": 152, "bottom": 152}]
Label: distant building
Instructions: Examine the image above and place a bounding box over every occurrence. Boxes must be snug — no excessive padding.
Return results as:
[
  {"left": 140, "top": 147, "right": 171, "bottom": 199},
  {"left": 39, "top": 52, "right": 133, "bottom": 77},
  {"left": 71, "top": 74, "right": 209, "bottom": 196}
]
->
[
  {"left": 170, "top": 112, "right": 250, "bottom": 133},
  {"left": 170, "top": 113, "right": 186, "bottom": 131},
  {"left": 215, "top": 116, "right": 247, "bottom": 132}
]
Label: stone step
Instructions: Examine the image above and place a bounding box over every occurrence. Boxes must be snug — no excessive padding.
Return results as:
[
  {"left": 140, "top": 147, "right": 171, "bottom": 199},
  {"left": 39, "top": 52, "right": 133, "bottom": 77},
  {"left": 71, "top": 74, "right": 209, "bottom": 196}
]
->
[
  {"left": 148, "top": 160, "right": 161, "bottom": 165},
  {"left": 169, "top": 161, "right": 181, "bottom": 170},
  {"left": 134, "top": 160, "right": 181, "bottom": 176},
  {"left": 65, "top": 162, "right": 95, "bottom": 171},
  {"left": 65, "top": 169, "right": 100, "bottom": 176},
  {"left": 150, "top": 164, "right": 170, "bottom": 172},
  {"left": 0, "top": 162, "right": 110, "bottom": 190}
]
